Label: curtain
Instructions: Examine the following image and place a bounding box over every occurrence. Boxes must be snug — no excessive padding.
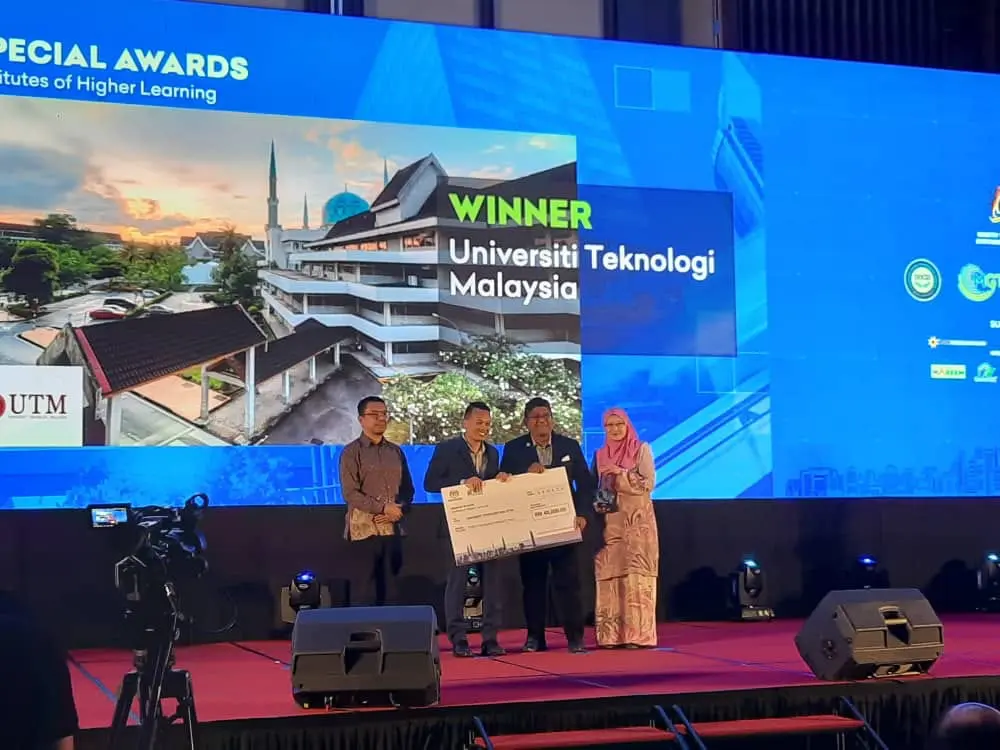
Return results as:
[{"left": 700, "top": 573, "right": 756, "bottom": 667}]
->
[{"left": 729, "top": 0, "right": 943, "bottom": 67}]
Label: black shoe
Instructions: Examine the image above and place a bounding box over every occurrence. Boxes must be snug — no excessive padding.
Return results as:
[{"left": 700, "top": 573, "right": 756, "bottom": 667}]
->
[
  {"left": 481, "top": 640, "right": 506, "bottom": 657},
  {"left": 453, "top": 641, "right": 473, "bottom": 658},
  {"left": 522, "top": 636, "right": 547, "bottom": 652},
  {"left": 568, "top": 640, "right": 587, "bottom": 653}
]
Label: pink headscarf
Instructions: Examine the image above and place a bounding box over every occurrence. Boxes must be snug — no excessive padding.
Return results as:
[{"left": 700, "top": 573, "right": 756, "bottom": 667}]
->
[{"left": 596, "top": 407, "right": 642, "bottom": 476}]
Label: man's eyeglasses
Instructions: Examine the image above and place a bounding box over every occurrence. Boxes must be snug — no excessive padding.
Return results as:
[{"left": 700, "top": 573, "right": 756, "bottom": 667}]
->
[
  {"left": 527, "top": 413, "right": 552, "bottom": 423},
  {"left": 364, "top": 411, "right": 390, "bottom": 420}
]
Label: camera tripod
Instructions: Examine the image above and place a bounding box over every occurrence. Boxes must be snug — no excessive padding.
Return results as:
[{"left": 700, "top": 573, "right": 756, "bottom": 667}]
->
[{"left": 108, "top": 619, "right": 199, "bottom": 750}]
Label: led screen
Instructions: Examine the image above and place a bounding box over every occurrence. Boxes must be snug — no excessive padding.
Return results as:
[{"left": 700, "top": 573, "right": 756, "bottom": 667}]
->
[{"left": 0, "top": 1, "right": 995, "bottom": 508}]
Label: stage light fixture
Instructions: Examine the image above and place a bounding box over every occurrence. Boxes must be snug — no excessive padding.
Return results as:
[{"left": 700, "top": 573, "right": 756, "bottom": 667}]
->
[
  {"left": 977, "top": 553, "right": 1000, "bottom": 611},
  {"left": 730, "top": 558, "right": 775, "bottom": 621},
  {"left": 277, "top": 573, "right": 331, "bottom": 625},
  {"left": 289, "top": 570, "right": 321, "bottom": 613},
  {"left": 853, "top": 555, "right": 888, "bottom": 589},
  {"left": 463, "top": 565, "right": 484, "bottom": 632}
]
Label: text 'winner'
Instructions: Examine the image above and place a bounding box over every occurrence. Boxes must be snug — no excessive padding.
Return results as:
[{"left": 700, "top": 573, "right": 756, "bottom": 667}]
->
[{"left": 444, "top": 192, "right": 718, "bottom": 305}]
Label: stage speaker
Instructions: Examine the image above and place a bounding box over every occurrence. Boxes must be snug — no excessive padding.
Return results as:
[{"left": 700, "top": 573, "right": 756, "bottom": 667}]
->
[
  {"left": 795, "top": 588, "right": 944, "bottom": 681},
  {"left": 291, "top": 605, "right": 440, "bottom": 708}
]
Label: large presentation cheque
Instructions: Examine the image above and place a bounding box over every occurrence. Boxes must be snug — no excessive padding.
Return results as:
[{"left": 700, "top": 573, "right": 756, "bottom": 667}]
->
[{"left": 442, "top": 468, "right": 582, "bottom": 565}]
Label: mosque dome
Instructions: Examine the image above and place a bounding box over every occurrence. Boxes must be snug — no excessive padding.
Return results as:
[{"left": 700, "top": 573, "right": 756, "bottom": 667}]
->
[{"left": 322, "top": 191, "right": 370, "bottom": 226}]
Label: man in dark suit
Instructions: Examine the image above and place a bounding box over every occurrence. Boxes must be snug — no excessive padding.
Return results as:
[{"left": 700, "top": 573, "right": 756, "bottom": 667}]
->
[
  {"left": 500, "top": 397, "right": 595, "bottom": 653},
  {"left": 425, "top": 401, "right": 510, "bottom": 657}
]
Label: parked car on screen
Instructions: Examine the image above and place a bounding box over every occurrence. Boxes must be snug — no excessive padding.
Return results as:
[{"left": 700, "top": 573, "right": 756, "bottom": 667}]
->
[
  {"left": 89, "top": 307, "right": 127, "bottom": 321},
  {"left": 104, "top": 297, "right": 137, "bottom": 311},
  {"left": 145, "top": 305, "right": 174, "bottom": 315},
  {"left": 140, "top": 289, "right": 159, "bottom": 299}
]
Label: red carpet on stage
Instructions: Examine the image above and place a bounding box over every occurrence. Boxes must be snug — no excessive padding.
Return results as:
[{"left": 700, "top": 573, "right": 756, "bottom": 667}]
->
[{"left": 68, "top": 614, "right": 1000, "bottom": 729}]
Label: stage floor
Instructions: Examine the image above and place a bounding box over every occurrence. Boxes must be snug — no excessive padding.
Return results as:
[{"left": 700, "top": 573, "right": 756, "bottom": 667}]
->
[{"left": 68, "top": 614, "right": 1000, "bottom": 730}]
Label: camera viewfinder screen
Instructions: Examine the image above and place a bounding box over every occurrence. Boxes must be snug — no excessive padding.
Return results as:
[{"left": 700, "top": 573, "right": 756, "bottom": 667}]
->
[{"left": 91, "top": 507, "right": 129, "bottom": 528}]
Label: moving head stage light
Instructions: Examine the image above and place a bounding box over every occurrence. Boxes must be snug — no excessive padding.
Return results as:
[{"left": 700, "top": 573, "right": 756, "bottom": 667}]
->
[
  {"left": 463, "top": 565, "right": 484, "bottom": 632},
  {"left": 279, "top": 571, "right": 332, "bottom": 625},
  {"left": 290, "top": 571, "right": 321, "bottom": 611},
  {"left": 977, "top": 553, "right": 1000, "bottom": 612},
  {"left": 852, "top": 555, "right": 889, "bottom": 590},
  {"left": 97, "top": 493, "right": 210, "bottom": 750},
  {"left": 730, "top": 558, "right": 775, "bottom": 621}
]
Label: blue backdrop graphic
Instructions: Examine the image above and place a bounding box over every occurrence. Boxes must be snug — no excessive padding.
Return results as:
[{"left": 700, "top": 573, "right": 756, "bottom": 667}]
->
[
  {"left": 579, "top": 185, "right": 737, "bottom": 359},
  {"left": 1, "top": 2, "right": 998, "bottom": 506}
]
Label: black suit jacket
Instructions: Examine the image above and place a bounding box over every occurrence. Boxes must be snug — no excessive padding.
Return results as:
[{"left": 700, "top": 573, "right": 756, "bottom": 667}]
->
[
  {"left": 500, "top": 432, "right": 595, "bottom": 517},
  {"left": 0, "top": 596, "right": 78, "bottom": 749},
  {"left": 424, "top": 436, "right": 501, "bottom": 494}
]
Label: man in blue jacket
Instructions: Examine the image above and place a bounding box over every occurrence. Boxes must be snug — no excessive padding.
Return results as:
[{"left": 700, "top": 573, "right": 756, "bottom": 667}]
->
[
  {"left": 425, "top": 401, "right": 510, "bottom": 657},
  {"left": 500, "top": 397, "right": 594, "bottom": 653}
]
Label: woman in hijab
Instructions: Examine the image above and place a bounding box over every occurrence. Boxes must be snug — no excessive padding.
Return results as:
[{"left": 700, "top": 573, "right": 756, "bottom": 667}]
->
[{"left": 592, "top": 407, "right": 659, "bottom": 648}]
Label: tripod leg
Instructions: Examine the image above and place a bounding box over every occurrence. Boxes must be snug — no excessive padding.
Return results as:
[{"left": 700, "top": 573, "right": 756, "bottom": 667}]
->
[
  {"left": 178, "top": 671, "right": 198, "bottom": 750},
  {"left": 161, "top": 669, "right": 199, "bottom": 750},
  {"left": 108, "top": 672, "right": 139, "bottom": 750},
  {"left": 136, "top": 687, "right": 161, "bottom": 750}
]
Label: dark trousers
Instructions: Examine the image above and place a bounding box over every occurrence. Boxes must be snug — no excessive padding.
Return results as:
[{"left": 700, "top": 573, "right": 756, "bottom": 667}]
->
[
  {"left": 519, "top": 544, "right": 584, "bottom": 643},
  {"left": 349, "top": 535, "right": 402, "bottom": 606},
  {"left": 444, "top": 562, "right": 502, "bottom": 645}
]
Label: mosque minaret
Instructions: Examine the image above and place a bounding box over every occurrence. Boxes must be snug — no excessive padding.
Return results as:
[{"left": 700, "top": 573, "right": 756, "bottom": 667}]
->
[
  {"left": 267, "top": 140, "right": 279, "bottom": 231},
  {"left": 263, "top": 142, "right": 384, "bottom": 269}
]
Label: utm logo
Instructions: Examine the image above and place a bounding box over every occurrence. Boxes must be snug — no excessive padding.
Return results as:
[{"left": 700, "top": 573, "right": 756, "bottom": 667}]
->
[{"left": 0, "top": 393, "right": 68, "bottom": 419}]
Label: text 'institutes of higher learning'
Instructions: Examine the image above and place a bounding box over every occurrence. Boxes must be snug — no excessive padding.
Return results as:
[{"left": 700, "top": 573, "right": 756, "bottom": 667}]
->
[{"left": 0, "top": 38, "right": 249, "bottom": 106}]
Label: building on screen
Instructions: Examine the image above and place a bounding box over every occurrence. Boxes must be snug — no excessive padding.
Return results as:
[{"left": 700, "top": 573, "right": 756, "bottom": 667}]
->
[{"left": 258, "top": 142, "right": 580, "bottom": 376}]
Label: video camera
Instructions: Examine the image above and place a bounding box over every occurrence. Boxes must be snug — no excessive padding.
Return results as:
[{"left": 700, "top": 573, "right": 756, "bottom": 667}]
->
[
  {"left": 90, "top": 494, "right": 210, "bottom": 631},
  {"left": 91, "top": 494, "right": 210, "bottom": 750}
]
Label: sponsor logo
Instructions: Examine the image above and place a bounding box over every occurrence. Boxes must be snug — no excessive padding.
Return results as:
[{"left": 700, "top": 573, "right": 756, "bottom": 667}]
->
[
  {"left": 975, "top": 362, "right": 999, "bottom": 383},
  {"left": 903, "top": 259, "right": 942, "bottom": 302},
  {"left": 958, "top": 263, "right": 1000, "bottom": 302},
  {"left": 931, "top": 364, "right": 967, "bottom": 380}
]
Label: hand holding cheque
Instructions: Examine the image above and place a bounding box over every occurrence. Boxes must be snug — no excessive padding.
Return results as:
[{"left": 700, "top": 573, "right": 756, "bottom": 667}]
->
[
  {"left": 443, "top": 467, "right": 583, "bottom": 566},
  {"left": 461, "top": 472, "right": 511, "bottom": 493}
]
